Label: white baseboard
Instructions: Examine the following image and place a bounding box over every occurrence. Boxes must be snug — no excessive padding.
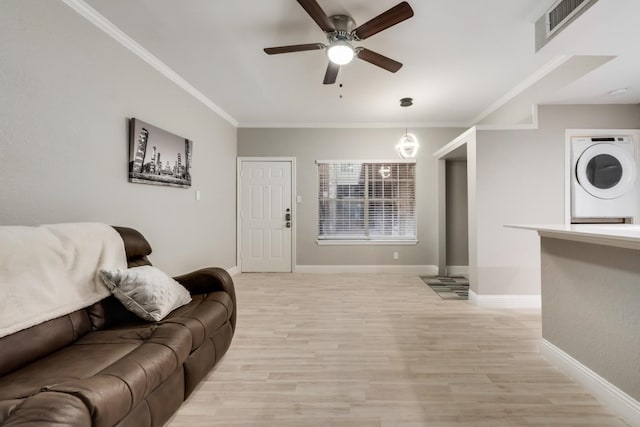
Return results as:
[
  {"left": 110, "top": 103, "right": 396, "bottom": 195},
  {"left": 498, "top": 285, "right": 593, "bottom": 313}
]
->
[
  {"left": 226, "top": 266, "right": 240, "bottom": 276},
  {"left": 446, "top": 265, "right": 469, "bottom": 277},
  {"left": 468, "top": 289, "right": 479, "bottom": 306},
  {"left": 295, "top": 265, "right": 438, "bottom": 275},
  {"left": 540, "top": 339, "right": 640, "bottom": 426},
  {"left": 468, "top": 290, "right": 541, "bottom": 309}
]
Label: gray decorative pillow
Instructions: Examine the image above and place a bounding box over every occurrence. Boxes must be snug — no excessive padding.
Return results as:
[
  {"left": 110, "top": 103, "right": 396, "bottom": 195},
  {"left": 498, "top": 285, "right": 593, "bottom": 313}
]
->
[{"left": 100, "top": 265, "right": 191, "bottom": 321}]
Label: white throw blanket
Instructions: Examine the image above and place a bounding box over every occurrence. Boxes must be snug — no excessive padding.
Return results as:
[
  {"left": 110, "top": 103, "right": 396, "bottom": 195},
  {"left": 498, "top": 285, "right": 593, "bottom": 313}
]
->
[{"left": 0, "top": 223, "right": 127, "bottom": 338}]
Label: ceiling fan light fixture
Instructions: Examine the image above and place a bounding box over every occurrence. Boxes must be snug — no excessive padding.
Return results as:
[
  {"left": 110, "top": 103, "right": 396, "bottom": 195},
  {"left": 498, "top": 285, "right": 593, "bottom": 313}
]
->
[
  {"left": 327, "top": 41, "right": 355, "bottom": 65},
  {"left": 264, "top": 2, "right": 414, "bottom": 84}
]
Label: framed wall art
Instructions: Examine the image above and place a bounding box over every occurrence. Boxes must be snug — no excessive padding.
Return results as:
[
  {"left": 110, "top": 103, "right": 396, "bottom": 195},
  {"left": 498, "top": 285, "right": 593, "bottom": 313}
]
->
[{"left": 128, "top": 118, "right": 193, "bottom": 188}]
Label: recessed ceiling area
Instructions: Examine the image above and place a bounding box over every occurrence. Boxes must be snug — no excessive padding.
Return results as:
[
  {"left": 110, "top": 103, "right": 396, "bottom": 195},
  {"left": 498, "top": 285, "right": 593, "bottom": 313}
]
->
[{"left": 81, "top": 0, "right": 640, "bottom": 127}]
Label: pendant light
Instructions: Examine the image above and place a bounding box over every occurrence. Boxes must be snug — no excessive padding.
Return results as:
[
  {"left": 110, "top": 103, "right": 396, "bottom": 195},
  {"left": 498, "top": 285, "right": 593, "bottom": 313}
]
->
[{"left": 395, "top": 97, "right": 419, "bottom": 159}]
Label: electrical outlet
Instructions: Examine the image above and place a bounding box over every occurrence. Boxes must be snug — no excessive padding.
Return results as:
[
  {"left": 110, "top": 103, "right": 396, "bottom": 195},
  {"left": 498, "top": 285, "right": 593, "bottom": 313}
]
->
[{"left": 393, "top": 252, "right": 399, "bottom": 260}]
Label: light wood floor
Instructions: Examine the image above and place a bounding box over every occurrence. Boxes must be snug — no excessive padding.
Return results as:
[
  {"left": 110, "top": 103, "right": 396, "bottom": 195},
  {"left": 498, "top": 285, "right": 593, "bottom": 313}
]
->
[{"left": 168, "top": 273, "right": 628, "bottom": 426}]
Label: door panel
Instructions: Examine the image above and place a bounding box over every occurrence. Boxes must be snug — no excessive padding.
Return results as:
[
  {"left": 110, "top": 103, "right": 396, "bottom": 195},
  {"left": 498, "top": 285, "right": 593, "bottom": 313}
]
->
[
  {"left": 271, "top": 229, "right": 284, "bottom": 258},
  {"left": 250, "top": 185, "right": 264, "bottom": 219},
  {"left": 241, "top": 161, "right": 292, "bottom": 272},
  {"left": 250, "top": 230, "right": 264, "bottom": 258}
]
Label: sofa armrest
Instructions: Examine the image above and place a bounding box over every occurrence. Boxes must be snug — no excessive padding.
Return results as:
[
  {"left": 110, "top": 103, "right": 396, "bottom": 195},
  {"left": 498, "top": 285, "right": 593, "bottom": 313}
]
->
[
  {"left": 2, "top": 392, "right": 91, "bottom": 426},
  {"left": 173, "top": 267, "right": 236, "bottom": 331}
]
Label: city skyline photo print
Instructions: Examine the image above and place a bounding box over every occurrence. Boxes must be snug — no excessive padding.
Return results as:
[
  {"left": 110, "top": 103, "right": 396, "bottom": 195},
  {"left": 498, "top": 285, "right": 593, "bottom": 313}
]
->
[{"left": 128, "top": 118, "right": 192, "bottom": 188}]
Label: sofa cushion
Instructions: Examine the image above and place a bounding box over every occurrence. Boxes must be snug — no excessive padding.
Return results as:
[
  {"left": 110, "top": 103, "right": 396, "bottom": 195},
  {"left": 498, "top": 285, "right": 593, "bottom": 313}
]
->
[
  {"left": 100, "top": 266, "right": 192, "bottom": 321},
  {"left": 0, "top": 322, "right": 191, "bottom": 403},
  {"left": 0, "top": 309, "right": 92, "bottom": 377},
  {"left": 0, "top": 338, "right": 142, "bottom": 401},
  {"left": 46, "top": 323, "right": 191, "bottom": 427},
  {"left": 0, "top": 399, "right": 22, "bottom": 424}
]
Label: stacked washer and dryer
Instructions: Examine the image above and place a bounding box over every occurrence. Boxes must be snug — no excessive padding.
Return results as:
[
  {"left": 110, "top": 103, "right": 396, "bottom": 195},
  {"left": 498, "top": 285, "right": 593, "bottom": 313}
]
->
[{"left": 570, "top": 136, "right": 638, "bottom": 223}]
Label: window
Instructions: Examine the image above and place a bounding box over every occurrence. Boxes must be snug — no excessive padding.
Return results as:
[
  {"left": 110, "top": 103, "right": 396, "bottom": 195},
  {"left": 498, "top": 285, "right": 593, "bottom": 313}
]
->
[{"left": 317, "top": 160, "right": 417, "bottom": 243}]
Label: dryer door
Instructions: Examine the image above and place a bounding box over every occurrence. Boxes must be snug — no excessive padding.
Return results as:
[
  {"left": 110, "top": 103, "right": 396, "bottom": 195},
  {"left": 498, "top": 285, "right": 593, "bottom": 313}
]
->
[{"left": 576, "top": 143, "right": 636, "bottom": 199}]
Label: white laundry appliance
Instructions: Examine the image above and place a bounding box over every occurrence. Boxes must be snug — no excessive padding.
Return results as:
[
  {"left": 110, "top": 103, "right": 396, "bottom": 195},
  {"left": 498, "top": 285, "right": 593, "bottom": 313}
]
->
[{"left": 571, "top": 136, "right": 637, "bottom": 222}]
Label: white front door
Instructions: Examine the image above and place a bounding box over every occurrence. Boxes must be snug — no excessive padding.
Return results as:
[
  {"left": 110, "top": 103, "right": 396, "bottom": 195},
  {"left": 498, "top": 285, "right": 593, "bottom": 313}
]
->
[{"left": 240, "top": 161, "right": 292, "bottom": 272}]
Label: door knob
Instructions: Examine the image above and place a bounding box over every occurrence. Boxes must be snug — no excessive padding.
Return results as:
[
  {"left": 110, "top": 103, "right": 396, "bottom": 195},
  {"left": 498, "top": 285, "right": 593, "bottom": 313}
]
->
[
  {"left": 286, "top": 222, "right": 291, "bottom": 228},
  {"left": 285, "top": 213, "right": 291, "bottom": 221}
]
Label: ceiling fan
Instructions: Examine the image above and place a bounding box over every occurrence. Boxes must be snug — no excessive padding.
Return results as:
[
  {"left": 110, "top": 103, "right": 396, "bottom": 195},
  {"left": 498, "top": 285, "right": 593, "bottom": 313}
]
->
[{"left": 264, "top": 0, "right": 414, "bottom": 84}]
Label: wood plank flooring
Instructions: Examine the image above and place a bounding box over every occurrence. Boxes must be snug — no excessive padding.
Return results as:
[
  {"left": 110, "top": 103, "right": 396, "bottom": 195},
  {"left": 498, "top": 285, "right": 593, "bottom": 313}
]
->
[{"left": 168, "top": 273, "right": 628, "bottom": 426}]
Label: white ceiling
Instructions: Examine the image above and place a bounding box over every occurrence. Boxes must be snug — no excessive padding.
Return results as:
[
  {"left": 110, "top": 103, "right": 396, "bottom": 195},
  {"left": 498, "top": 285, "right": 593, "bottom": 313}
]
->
[{"left": 81, "top": 0, "right": 640, "bottom": 127}]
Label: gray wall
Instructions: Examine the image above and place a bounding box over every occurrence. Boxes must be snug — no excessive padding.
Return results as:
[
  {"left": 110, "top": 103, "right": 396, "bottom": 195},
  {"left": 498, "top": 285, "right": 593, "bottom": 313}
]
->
[
  {"left": 541, "top": 237, "right": 640, "bottom": 401},
  {"left": 472, "top": 104, "right": 640, "bottom": 295},
  {"left": 238, "top": 127, "right": 464, "bottom": 266},
  {"left": 0, "top": 0, "right": 237, "bottom": 275},
  {"left": 445, "top": 161, "right": 468, "bottom": 266}
]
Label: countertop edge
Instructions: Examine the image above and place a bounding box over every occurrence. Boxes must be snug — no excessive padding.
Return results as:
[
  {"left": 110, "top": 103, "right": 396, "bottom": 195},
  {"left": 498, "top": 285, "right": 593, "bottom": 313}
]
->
[{"left": 505, "top": 224, "right": 640, "bottom": 250}]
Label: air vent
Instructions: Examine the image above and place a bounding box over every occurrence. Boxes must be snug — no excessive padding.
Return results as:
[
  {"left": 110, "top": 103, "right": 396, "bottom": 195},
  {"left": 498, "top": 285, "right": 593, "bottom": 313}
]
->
[{"left": 546, "top": 0, "right": 589, "bottom": 35}]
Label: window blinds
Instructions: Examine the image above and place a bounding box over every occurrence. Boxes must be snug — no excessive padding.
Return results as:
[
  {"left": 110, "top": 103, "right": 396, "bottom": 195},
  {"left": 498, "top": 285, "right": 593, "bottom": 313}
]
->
[{"left": 317, "top": 161, "right": 417, "bottom": 240}]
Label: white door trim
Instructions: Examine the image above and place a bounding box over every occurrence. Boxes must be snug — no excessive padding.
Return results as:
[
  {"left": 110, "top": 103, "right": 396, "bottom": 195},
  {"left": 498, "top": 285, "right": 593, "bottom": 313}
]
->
[{"left": 237, "top": 157, "right": 297, "bottom": 273}]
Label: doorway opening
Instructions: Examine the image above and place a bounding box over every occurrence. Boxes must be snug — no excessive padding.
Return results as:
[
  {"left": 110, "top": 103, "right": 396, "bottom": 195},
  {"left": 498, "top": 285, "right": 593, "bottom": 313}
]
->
[
  {"left": 445, "top": 160, "right": 469, "bottom": 276},
  {"left": 435, "top": 135, "right": 469, "bottom": 279}
]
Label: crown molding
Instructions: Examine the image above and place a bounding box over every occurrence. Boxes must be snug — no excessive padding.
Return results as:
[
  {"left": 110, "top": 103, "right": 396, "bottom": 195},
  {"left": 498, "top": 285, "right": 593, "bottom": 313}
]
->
[
  {"left": 61, "top": 0, "right": 238, "bottom": 127},
  {"left": 238, "top": 121, "right": 468, "bottom": 129}
]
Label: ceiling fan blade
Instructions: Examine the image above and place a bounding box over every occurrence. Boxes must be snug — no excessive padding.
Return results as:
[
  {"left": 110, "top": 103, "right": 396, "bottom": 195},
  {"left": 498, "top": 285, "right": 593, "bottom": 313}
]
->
[
  {"left": 323, "top": 62, "right": 339, "bottom": 85},
  {"left": 356, "top": 48, "right": 403, "bottom": 73},
  {"left": 264, "top": 43, "right": 325, "bottom": 55},
  {"left": 297, "top": 0, "right": 335, "bottom": 33},
  {"left": 352, "top": 1, "right": 414, "bottom": 40}
]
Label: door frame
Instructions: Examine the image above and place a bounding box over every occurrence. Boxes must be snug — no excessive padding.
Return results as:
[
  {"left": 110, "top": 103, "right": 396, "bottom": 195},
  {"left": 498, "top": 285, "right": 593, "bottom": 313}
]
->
[
  {"left": 237, "top": 157, "right": 297, "bottom": 273},
  {"left": 433, "top": 127, "right": 472, "bottom": 277}
]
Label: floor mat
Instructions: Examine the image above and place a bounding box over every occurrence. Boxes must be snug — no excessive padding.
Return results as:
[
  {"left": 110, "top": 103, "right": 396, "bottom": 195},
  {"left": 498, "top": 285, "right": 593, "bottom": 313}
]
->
[{"left": 420, "top": 275, "right": 469, "bottom": 300}]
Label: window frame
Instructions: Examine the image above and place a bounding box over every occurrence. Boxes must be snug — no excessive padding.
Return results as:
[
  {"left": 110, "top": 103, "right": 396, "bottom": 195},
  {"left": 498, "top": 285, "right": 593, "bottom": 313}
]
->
[{"left": 316, "top": 159, "right": 418, "bottom": 246}]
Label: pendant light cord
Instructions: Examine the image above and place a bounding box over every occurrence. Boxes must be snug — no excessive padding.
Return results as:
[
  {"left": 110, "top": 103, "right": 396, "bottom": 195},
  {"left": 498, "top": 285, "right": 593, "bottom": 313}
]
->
[{"left": 404, "top": 108, "right": 408, "bottom": 135}]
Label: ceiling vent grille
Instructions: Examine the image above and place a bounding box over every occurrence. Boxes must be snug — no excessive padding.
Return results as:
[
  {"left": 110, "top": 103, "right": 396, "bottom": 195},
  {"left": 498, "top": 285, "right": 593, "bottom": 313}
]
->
[{"left": 547, "top": 0, "right": 588, "bottom": 35}]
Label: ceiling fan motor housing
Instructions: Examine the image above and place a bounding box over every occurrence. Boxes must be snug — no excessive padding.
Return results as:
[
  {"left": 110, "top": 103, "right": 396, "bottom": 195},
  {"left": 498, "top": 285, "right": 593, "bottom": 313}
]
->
[
  {"left": 330, "top": 15, "right": 356, "bottom": 33},
  {"left": 328, "top": 15, "right": 356, "bottom": 43}
]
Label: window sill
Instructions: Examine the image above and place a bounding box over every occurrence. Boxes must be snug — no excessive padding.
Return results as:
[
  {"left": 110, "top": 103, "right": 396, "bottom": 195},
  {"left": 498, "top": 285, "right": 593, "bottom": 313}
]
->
[{"left": 316, "top": 240, "right": 419, "bottom": 246}]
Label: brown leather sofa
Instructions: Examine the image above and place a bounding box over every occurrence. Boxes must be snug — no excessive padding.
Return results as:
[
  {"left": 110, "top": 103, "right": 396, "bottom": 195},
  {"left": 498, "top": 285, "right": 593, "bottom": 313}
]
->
[{"left": 0, "top": 226, "right": 236, "bottom": 427}]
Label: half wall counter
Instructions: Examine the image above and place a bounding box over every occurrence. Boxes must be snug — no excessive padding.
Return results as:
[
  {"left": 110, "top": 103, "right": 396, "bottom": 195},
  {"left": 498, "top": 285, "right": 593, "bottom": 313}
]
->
[{"left": 508, "top": 224, "right": 640, "bottom": 425}]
